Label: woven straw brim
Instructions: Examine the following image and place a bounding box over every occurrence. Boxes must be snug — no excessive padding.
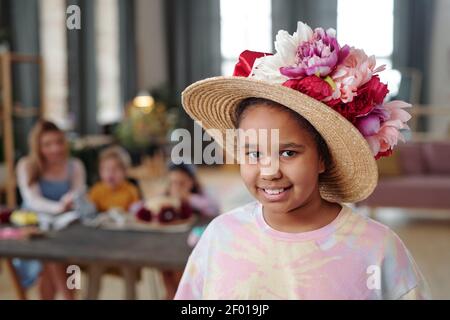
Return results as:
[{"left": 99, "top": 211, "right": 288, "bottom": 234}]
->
[{"left": 182, "top": 76, "right": 378, "bottom": 203}]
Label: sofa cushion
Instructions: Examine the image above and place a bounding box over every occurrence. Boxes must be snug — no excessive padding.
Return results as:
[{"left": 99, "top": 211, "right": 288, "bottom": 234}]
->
[
  {"left": 422, "top": 141, "right": 450, "bottom": 174},
  {"left": 361, "top": 175, "right": 450, "bottom": 209}
]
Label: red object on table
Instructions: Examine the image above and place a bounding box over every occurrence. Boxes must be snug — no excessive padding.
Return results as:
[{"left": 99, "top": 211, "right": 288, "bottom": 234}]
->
[
  {"left": 0, "top": 207, "right": 14, "bottom": 224},
  {"left": 179, "top": 201, "right": 193, "bottom": 220},
  {"left": 157, "top": 206, "right": 178, "bottom": 223},
  {"left": 136, "top": 207, "right": 153, "bottom": 222}
]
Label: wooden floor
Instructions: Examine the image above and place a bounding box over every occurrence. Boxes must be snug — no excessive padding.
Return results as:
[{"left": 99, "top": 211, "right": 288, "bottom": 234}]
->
[{"left": 1, "top": 166, "right": 449, "bottom": 299}]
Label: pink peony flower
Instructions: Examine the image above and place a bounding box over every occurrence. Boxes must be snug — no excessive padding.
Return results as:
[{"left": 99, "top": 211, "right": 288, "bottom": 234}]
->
[
  {"left": 326, "top": 75, "right": 389, "bottom": 123},
  {"left": 360, "top": 101, "right": 412, "bottom": 157},
  {"left": 355, "top": 105, "right": 389, "bottom": 136},
  {"left": 279, "top": 28, "right": 349, "bottom": 79},
  {"left": 325, "top": 48, "right": 385, "bottom": 103}
]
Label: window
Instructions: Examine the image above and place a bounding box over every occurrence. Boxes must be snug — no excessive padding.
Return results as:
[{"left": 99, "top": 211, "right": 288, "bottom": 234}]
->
[
  {"left": 337, "top": 0, "right": 400, "bottom": 97},
  {"left": 39, "top": 0, "right": 69, "bottom": 129},
  {"left": 220, "top": 0, "right": 272, "bottom": 76},
  {"left": 96, "top": 0, "right": 123, "bottom": 125}
]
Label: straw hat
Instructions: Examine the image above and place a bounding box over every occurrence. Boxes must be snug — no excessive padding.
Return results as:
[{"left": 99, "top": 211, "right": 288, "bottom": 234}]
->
[{"left": 180, "top": 22, "right": 411, "bottom": 203}]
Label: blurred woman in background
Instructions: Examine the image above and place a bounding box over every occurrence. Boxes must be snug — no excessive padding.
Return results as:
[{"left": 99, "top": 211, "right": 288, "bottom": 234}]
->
[{"left": 16, "top": 120, "right": 86, "bottom": 299}]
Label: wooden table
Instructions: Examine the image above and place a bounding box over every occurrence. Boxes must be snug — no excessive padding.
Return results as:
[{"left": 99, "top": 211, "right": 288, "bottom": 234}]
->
[{"left": 0, "top": 222, "right": 198, "bottom": 299}]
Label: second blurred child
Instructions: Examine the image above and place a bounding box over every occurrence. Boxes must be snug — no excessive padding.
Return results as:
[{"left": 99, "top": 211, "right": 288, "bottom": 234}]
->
[{"left": 89, "top": 146, "right": 140, "bottom": 212}]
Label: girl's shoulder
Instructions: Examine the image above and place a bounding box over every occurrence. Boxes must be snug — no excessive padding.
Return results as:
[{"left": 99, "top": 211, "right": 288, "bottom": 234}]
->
[
  {"left": 342, "top": 207, "right": 409, "bottom": 253},
  {"left": 193, "top": 202, "right": 259, "bottom": 249},
  {"left": 343, "top": 206, "right": 392, "bottom": 235}
]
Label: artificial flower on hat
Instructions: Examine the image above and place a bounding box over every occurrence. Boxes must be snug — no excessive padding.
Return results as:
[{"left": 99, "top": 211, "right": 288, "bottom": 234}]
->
[{"left": 234, "top": 21, "right": 411, "bottom": 159}]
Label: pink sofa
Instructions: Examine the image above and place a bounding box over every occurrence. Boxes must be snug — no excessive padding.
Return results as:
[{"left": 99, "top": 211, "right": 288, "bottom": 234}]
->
[{"left": 357, "top": 141, "right": 450, "bottom": 209}]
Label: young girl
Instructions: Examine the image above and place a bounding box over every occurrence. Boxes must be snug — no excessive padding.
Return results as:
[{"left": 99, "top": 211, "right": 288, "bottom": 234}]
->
[
  {"left": 174, "top": 22, "right": 430, "bottom": 299},
  {"left": 16, "top": 120, "right": 86, "bottom": 299},
  {"left": 162, "top": 162, "right": 220, "bottom": 299},
  {"left": 85, "top": 146, "right": 141, "bottom": 299},
  {"left": 89, "top": 146, "right": 140, "bottom": 212},
  {"left": 166, "top": 163, "right": 220, "bottom": 218}
]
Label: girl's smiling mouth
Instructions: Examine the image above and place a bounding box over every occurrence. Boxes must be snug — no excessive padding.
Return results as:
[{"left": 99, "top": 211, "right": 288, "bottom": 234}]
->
[{"left": 257, "top": 185, "right": 293, "bottom": 202}]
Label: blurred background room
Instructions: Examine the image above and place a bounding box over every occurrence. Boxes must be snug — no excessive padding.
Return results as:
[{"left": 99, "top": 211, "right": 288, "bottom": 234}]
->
[{"left": 0, "top": 0, "right": 449, "bottom": 299}]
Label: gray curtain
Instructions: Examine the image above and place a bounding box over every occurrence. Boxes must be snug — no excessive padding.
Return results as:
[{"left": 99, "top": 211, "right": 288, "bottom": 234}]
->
[
  {"left": 272, "top": 0, "right": 337, "bottom": 37},
  {"left": 67, "top": 0, "right": 136, "bottom": 135},
  {"left": 66, "top": 0, "right": 99, "bottom": 135},
  {"left": 164, "top": 0, "right": 221, "bottom": 97},
  {"left": 118, "top": 0, "right": 137, "bottom": 105},
  {"left": 393, "top": 0, "right": 435, "bottom": 106},
  {"left": 9, "top": 0, "right": 40, "bottom": 157},
  {"left": 163, "top": 0, "right": 221, "bottom": 162}
]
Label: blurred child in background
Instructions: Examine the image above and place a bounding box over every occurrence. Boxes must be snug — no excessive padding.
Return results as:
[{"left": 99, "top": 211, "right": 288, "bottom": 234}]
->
[
  {"left": 85, "top": 145, "right": 141, "bottom": 298},
  {"left": 89, "top": 146, "right": 140, "bottom": 212},
  {"left": 162, "top": 162, "right": 220, "bottom": 299},
  {"left": 166, "top": 163, "right": 220, "bottom": 218}
]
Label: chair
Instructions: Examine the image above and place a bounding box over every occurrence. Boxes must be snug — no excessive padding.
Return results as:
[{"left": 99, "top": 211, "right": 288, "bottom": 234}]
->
[{"left": 0, "top": 52, "right": 44, "bottom": 300}]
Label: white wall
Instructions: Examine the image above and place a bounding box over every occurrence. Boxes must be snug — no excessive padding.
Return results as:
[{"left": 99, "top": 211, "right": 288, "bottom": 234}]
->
[
  {"left": 96, "top": 0, "right": 123, "bottom": 125},
  {"left": 135, "top": 0, "right": 168, "bottom": 91},
  {"left": 429, "top": 0, "right": 450, "bottom": 137},
  {"left": 39, "top": 0, "right": 69, "bottom": 129}
]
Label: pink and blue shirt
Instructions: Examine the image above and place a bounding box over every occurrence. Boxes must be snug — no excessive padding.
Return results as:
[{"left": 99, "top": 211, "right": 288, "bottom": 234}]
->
[{"left": 175, "top": 202, "right": 430, "bottom": 300}]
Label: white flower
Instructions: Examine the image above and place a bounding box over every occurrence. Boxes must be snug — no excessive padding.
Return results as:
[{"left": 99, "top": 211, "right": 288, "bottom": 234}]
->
[{"left": 251, "top": 21, "right": 315, "bottom": 83}]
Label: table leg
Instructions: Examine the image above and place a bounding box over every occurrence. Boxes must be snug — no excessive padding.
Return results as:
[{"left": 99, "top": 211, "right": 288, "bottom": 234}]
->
[
  {"left": 85, "top": 264, "right": 104, "bottom": 300},
  {"left": 146, "top": 268, "right": 164, "bottom": 299},
  {"left": 121, "top": 266, "right": 137, "bottom": 300}
]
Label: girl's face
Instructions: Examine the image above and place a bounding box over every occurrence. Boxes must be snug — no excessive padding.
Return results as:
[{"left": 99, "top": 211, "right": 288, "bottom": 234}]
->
[
  {"left": 238, "top": 104, "right": 325, "bottom": 215},
  {"left": 40, "top": 131, "right": 67, "bottom": 165},
  {"left": 100, "top": 158, "right": 126, "bottom": 189},
  {"left": 168, "top": 170, "right": 194, "bottom": 198}
]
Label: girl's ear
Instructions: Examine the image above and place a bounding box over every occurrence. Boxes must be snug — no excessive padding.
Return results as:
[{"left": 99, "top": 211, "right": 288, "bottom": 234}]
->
[{"left": 318, "top": 158, "right": 326, "bottom": 174}]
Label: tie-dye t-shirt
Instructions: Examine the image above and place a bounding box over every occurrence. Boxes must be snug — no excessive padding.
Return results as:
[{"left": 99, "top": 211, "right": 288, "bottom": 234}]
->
[{"left": 175, "top": 202, "right": 430, "bottom": 300}]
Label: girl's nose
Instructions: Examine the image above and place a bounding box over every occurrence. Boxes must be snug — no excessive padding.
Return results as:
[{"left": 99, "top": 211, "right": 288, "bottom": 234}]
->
[{"left": 260, "top": 156, "right": 281, "bottom": 180}]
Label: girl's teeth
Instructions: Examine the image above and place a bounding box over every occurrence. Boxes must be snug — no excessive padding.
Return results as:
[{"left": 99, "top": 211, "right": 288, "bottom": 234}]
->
[{"left": 264, "top": 188, "right": 285, "bottom": 195}]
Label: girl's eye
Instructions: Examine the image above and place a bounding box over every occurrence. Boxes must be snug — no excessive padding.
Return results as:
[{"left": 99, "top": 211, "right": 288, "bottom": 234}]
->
[
  {"left": 280, "top": 150, "right": 297, "bottom": 158},
  {"left": 247, "top": 151, "right": 260, "bottom": 159}
]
